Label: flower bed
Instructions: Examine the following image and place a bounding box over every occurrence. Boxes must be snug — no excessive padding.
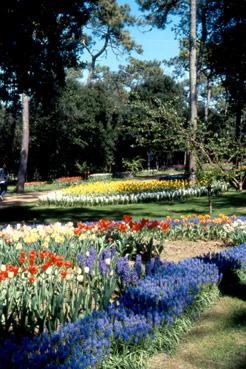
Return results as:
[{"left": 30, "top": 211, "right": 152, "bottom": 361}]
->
[
  {"left": 39, "top": 180, "right": 228, "bottom": 206},
  {"left": 0, "top": 255, "right": 222, "bottom": 369},
  {"left": 1, "top": 214, "right": 246, "bottom": 262},
  {"left": 0, "top": 218, "right": 245, "bottom": 368},
  {"left": 63, "top": 179, "right": 190, "bottom": 195},
  {"left": 1, "top": 242, "right": 245, "bottom": 369},
  {"left": 55, "top": 176, "right": 83, "bottom": 183},
  {"left": 24, "top": 177, "right": 84, "bottom": 191},
  {"left": 198, "top": 242, "right": 246, "bottom": 278},
  {"left": 0, "top": 245, "right": 145, "bottom": 337}
]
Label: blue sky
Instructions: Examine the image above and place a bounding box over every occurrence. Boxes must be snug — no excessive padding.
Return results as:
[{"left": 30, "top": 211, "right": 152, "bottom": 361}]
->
[{"left": 81, "top": 0, "right": 180, "bottom": 73}]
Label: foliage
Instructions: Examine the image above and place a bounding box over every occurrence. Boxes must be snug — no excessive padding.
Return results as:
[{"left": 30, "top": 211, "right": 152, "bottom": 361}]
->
[
  {"left": 82, "top": 0, "right": 142, "bottom": 82},
  {"left": 122, "top": 157, "right": 144, "bottom": 175},
  {"left": 205, "top": 0, "right": 246, "bottom": 118},
  {"left": 75, "top": 162, "right": 90, "bottom": 178},
  {"left": 121, "top": 61, "right": 187, "bottom": 168},
  {"left": 28, "top": 79, "right": 122, "bottom": 178},
  {"left": 0, "top": 0, "right": 95, "bottom": 106},
  {"left": 192, "top": 126, "right": 246, "bottom": 191}
]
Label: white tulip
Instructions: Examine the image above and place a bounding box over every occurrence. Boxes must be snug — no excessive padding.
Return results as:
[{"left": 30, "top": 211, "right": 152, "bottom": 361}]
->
[{"left": 84, "top": 266, "right": 90, "bottom": 274}]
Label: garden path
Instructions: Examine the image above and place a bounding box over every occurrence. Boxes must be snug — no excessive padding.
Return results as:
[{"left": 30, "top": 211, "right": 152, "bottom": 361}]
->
[{"left": 0, "top": 191, "right": 48, "bottom": 208}]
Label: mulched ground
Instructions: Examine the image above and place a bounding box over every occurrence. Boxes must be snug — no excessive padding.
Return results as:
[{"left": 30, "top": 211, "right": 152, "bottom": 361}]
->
[{"left": 162, "top": 239, "right": 228, "bottom": 262}]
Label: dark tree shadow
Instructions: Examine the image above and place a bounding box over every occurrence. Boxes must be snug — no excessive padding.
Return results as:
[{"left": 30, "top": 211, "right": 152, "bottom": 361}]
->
[{"left": 219, "top": 270, "right": 246, "bottom": 301}]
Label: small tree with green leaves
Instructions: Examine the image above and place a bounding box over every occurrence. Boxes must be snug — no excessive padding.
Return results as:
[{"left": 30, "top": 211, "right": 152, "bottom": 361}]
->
[
  {"left": 196, "top": 163, "right": 226, "bottom": 214},
  {"left": 122, "top": 157, "right": 143, "bottom": 176}
]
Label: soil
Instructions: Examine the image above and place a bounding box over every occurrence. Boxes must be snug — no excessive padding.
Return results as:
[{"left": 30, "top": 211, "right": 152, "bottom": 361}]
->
[{"left": 162, "top": 239, "right": 228, "bottom": 262}]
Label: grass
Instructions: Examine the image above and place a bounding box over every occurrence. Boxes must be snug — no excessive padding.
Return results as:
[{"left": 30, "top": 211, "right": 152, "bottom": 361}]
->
[
  {"left": 1, "top": 190, "right": 246, "bottom": 225},
  {"left": 147, "top": 294, "right": 246, "bottom": 369},
  {"left": 146, "top": 273, "right": 246, "bottom": 369}
]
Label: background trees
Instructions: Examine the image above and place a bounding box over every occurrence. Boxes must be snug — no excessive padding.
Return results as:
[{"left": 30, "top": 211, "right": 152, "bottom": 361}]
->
[
  {"left": 0, "top": 0, "right": 97, "bottom": 190},
  {"left": 0, "top": 0, "right": 245, "bottom": 186},
  {"left": 81, "top": 0, "right": 142, "bottom": 83}
]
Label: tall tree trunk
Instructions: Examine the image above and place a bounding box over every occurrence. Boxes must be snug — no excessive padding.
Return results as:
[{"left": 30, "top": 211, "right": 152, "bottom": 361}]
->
[
  {"left": 16, "top": 92, "right": 29, "bottom": 193},
  {"left": 235, "top": 105, "right": 243, "bottom": 191},
  {"left": 205, "top": 79, "right": 211, "bottom": 123},
  {"left": 86, "top": 56, "right": 96, "bottom": 84},
  {"left": 187, "top": 0, "right": 198, "bottom": 183}
]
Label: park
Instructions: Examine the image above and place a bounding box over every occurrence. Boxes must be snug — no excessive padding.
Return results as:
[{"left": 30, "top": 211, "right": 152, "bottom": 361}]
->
[{"left": 0, "top": 1, "right": 245, "bottom": 369}]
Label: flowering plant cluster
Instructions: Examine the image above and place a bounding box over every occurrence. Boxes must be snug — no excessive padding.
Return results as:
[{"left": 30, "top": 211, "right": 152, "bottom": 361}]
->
[
  {"left": 1, "top": 215, "right": 245, "bottom": 265},
  {"left": 165, "top": 213, "right": 245, "bottom": 242},
  {"left": 120, "top": 258, "right": 221, "bottom": 326},
  {"left": 198, "top": 242, "right": 246, "bottom": 276},
  {"left": 64, "top": 179, "right": 190, "bottom": 195},
  {"left": 75, "top": 215, "right": 169, "bottom": 259},
  {"left": 25, "top": 181, "right": 48, "bottom": 187},
  {"left": 55, "top": 176, "right": 83, "bottom": 183},
  {"left": 24, "top": 181, "right": 49, "bottom": 191},
  {"left": 0, "top": 243, "right": 146, "bottom": 337},
  {"left": 74, "top": 214, "right": 246, "bottom": 251},
  {"left": 0, "top": 249, "right": 83, "bottom": 336},
  {"left": 220, "top": 219, "right": 246, "bottom": 245},
  {"left": 38, "top": 180, "right": 228, "bottom": 206},
  {"left": 0, "top": 250, "right": 228, "bottom": 369}
]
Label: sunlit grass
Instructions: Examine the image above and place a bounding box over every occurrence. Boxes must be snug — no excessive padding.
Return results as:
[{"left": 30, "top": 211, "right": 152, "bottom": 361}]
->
[
  {"left": 0, "top": 190, "right": 245, "bottom": 225},
  {"left": 147, "top": 295, "right": 246, "bottom": 369}
]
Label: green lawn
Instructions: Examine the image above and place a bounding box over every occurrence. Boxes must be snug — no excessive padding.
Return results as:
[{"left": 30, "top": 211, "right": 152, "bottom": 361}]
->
[
  {"left": 147, "top": 294, "right": 246, "bottom": 369},
  {"left": 1, "top": 190, "right": 246, "bottom": 224}
]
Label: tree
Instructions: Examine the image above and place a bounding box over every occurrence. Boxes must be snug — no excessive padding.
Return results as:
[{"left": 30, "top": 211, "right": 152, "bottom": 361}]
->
[
  {"left": 118, "top": 59, "right": 187, "bottom": 169},
  {"left": 188, "top": 0, "right": 198, "bottom": 181},
  {"left": 126, "top": 96, "right": 186, "bottom": 169},
  {"left": 205, "top": 0, "right": 246, "bottom": 166},
  {"left": 0, "top": 0, "right": 96, "bottom": 191},
  {"left": 81, "top": 0, "right": 142, "bottom": 83},
  {"left": 16, "top": 93, "right": 29, "bottom": 192},
  {"left": 137, "top": 0, "right": 198, "bottom": 180},
  {"left": 28, "top": 77, "right": 123, "bottom": 178}
]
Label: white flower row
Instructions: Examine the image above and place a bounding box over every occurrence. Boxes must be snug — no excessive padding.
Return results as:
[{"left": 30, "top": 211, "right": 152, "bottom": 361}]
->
[
  {"left": 39, "top": 182, "right": 228, "bottom": 207},
  {"left": 223, "top": 219, "right": 246, "bottom": 234}
]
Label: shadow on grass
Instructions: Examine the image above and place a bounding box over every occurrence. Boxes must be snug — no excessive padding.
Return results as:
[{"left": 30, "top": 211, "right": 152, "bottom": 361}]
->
[
  {"left": 0, "top": 204, "right": 164, "bottom": 225},
  {"left": 219, "top": 271, "right": 246, "bottom": 301},
  {"left": 0, "top": 191, "right": 245, "bottom": 225}
]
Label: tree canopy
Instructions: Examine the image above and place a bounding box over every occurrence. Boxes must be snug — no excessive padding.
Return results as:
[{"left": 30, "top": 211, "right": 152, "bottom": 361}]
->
[{"left": 0, "top": 0, "right": 96, "bottom": 107}]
